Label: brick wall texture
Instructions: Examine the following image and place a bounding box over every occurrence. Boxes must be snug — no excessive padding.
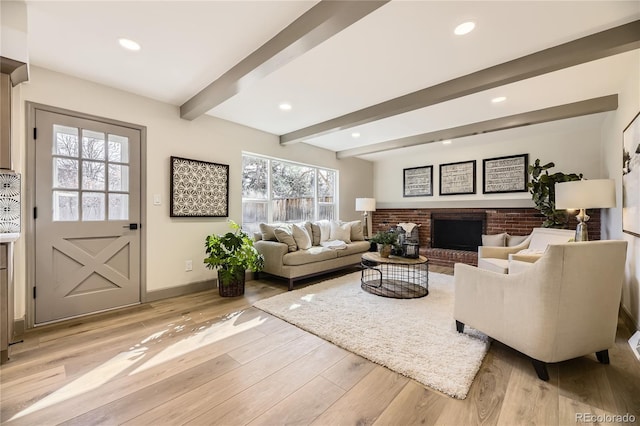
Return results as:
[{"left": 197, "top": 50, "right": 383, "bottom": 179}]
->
[{"left": 371, "top": 208, "right": 601, "bottom": 268}]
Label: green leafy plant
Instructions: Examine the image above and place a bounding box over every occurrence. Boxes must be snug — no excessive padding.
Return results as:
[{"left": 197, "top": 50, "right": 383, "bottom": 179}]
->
[
  {"left": 528, "top": 159, "right": 582, "bottom": 228},
  {"left": 204, "top": 220, "right": 264, "bottom": 283},
  {"left": 370, "top": 230, "right": 399, "bottom": 246}
]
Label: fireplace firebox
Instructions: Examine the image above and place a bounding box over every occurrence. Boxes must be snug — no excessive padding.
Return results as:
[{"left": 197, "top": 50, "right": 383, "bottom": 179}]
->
[{"left": 431, "top": 214, "right": 485, "bottom": 252}]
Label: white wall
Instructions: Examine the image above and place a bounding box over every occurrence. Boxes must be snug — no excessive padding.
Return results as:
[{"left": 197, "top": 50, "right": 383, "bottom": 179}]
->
[
  {"left": 601, "top": 51, "right": 640, "bottom": 330},
  {"left": 372, "top": 114, "right": 607, "bottom": 206},
  {"left": 11, "top": 66, "right": 373, "bottom": 321}
]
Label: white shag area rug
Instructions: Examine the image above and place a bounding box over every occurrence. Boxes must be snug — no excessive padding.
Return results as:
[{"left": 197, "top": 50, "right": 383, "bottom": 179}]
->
[{"left": 254, "top": 271, "right": 489, "bottom": 399}]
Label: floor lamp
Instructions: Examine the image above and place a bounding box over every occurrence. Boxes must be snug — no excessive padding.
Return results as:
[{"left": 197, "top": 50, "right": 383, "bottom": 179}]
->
[
  {"left": 356, "top": 198, "right": 376, "bottom": 239},
  {"left": 555, "top": 179, "right": 615, "bottom": 241}
]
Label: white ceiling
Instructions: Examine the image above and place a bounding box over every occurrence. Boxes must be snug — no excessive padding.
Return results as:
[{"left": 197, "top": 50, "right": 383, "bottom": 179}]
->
[{"left": 25, "top": 1, "right": 640, "bottom": 160}]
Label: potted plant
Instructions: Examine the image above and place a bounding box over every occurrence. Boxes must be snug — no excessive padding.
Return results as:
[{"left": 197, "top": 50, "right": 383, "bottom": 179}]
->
[
  {"left": 204, "top": 220, "right": 264, "bottom": 297},
  {"left": 370, "top": 230, "right": 399, "bottom": 258},
  {"left": 528, "top": 159, "right": 582, "bottom": 228}
]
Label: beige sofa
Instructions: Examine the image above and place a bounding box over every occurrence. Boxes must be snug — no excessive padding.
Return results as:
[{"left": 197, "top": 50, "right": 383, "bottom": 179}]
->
[
  {"left": 455, "top": 240, "right": 628, "bottom": 380},
  {"left": 478, "top": 227, "right": 575, "bottom": 274},
  {"left": 254, "top": 221, "right": 370, "bottom": 290}
]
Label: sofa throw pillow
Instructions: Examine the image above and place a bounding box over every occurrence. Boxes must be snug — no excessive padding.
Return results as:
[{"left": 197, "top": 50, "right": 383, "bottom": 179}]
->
[
  {"left": 259, "top": 223, "right": 279, "bottom": 241},
  {"left": 274, "top": 227, "right": 298, "bottom": 252},
  {"left": 330, "top": 221, "right": 352, "bottom": 243},
  {"left": 481, "top": 232, "right": 507, "bottom": 247},
  {"left": 506, "top": 234, "right": 528, "bottom": 246},
  {"left": 347, "top": 220, "right": 365, "bottom": 241},
  {"left": 291, "top": 223, "right": 312, "bottom": 250},
  {"left": 302, "top": 222, "right": 314, "bottom": 243},
  {"left": 316, "top": 220, "right": 331, "bottom": 242},
  {"left": 310, "top": 222, "right": 321, "bottom": 246}
]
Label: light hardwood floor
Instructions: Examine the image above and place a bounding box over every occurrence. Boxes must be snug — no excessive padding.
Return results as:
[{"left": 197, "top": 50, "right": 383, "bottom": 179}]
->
[{"left": 1, "top": 266, "right": 639, "bottom": 426}]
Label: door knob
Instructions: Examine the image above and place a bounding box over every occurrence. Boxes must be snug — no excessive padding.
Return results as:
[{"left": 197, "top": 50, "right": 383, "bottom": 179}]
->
[{"left": 122, "top": 223, "right": 139, "bottom": 230}]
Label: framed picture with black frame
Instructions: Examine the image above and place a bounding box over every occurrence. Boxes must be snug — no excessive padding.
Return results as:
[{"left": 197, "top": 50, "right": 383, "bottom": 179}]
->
[
  {"left": 439, "top": 160, "right": 476, "bottom": 195},
  {"left": 482, "top": 154, "right": 529, "bottom": 194},
  {"left": 403, "top": 165, "right": 433, "bottom": 197},
  {"left": 170, "top": 156, "right": 229, "bottom": 217},
  {"left": 623, "top": 111, "right": 640, "bottom": 238}
]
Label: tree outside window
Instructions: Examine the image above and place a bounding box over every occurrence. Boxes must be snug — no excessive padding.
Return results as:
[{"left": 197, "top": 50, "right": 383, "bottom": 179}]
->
[{"left": 241, "top": 154, "right": 338, "bottom": 233}]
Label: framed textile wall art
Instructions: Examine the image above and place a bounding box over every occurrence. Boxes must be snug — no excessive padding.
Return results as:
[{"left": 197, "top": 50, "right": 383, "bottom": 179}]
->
[
  {"left": 623, "top": 111, "right": 640, "bottom": 237},
  {"left": 403, "top": 165, "right": 433, "bottom": 197},
  {"left": 439, "top": 160, "right": 476, "bottom": 195},
  {"left": 483, "top": 154, "right": 529, "bottom": 194},
  {"left": 170, "top": 156, "right": 229, "bottom": 217}
]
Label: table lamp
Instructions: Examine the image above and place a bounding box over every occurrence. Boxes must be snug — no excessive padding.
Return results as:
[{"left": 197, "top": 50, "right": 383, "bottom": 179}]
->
[
  {"left": 555, "top": 179, "right": 615, "bottom": 241},
  {"left": 355, "top": 198, "right": 376, "bottom": 239}
]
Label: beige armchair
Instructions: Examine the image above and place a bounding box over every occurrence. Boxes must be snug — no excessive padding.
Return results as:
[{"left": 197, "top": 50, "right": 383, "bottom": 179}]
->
[
  {"left": 478, "top": 227, "right": 575, "bottom": 274},
  {"left": 455, "top": 240, "right": 627, "bottom": 380}
]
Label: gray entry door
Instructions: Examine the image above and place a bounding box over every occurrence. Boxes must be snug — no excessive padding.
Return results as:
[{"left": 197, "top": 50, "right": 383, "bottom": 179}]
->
[{"left": 34, "top": 109, "right": 141, "bottom": 324}]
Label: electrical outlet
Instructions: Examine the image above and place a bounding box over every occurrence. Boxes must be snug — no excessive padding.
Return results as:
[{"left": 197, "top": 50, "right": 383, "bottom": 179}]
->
[{"left": 185, "top": 260, "right": 193, "bottom": 271}]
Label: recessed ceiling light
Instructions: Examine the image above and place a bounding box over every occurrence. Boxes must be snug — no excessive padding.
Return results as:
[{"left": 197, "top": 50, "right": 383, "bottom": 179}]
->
[
  {"left": 351, "top": 132, "right": 361, "bottom": 138},
  {"left": 492, "top": 96, "right": 507, "bottom": 103},
  {"left": 454, "top": 21, "right": 475, "bottom": 36},
  {"left": 279, "top": 103, "right": 292, "bottom": 111},
  {"left": 118, "top": 38, "right": 141, "bottom": 51},
  {"left": 442, "top": 140, "right": 452, "bottom": 145}
]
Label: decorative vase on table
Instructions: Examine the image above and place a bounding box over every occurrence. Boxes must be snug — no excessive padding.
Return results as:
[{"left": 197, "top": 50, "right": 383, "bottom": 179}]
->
[
  {"left": 370, "top": 231, "right": 398, "bottom": 259},
  {"left": 379, "top": 244, "right": 393, "bottom": 258}
]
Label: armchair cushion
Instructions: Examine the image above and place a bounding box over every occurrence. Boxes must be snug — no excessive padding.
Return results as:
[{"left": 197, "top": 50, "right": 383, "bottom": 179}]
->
[
  {"left": 481, "top": 233, "right": 507, "bottom": 247},
  {"left": 528, "top": 228, "right": 574, "bottom": 251},
  {"left": 478, "top": 227, "right": 574, "bottom": 273}
]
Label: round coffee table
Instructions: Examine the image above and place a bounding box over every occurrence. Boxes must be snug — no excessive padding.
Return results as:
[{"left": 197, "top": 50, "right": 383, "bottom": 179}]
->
[{"left": 360, "top": 252, "right": 429, "bottom": 299}]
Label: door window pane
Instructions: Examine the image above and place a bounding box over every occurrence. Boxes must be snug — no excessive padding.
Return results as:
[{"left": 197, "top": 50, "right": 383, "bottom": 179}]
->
[
  {"left": 82, "top": 130, "right": 105, "bottom": 160},
  {"left": 108, "top": 194, "right": 129, "bottom": 220},
  {"left": 53, "top": 158, "right": 78, "bottom": 189},
  {"left": 108, "top": 164, "right": 129, "bottom": 192},
  {"left": 82, "top": 161, "right": 105, "bottom": 190},
  {"left": 53, "top": 125, "right": 79, "bottom": 157},
  {"left": 82, "top": 192, "right": 105, "bottom": 221},
  {"left": 108, "top": 134, "right": 129, "bottom": 163},
  {"left": 53, "top": 191, "right": 79, "bottom": 221}
]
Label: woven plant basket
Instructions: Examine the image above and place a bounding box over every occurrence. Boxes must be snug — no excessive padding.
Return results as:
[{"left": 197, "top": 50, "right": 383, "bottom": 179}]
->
[{"left": 217, "top": 270, "right": 245, "bottom": 297}]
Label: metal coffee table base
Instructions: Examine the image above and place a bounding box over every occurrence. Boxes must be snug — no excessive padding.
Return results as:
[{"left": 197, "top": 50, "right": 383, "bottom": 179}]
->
[{"left": 360, "top": 253, "right": 429, "bottom": 299}]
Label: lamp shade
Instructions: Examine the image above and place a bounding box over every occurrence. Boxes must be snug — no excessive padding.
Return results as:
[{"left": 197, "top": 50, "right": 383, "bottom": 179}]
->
[
  {"left": 555, "top": 179, "right": 616, "bottom": 209},
  {"left": 355, "top": 198, "right": 376, "bottom": 212}
]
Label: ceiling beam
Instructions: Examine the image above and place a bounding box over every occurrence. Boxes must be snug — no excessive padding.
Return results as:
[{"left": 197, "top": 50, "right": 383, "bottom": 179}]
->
[
  {"left": 282, "top": 19, "right": 640, "bottom": 145},
  {"left": 180, "top": 0, "right": 388, "bottom": 121},
  {"left": 336, "top": 95, "right": 618, "bottom": 159}
]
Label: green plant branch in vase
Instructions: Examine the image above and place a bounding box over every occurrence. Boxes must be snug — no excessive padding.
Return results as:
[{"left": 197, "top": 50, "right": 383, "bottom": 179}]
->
[
  {"left": 370, "top": 230, "right": 399, "bottom": 258},
  {"left": 528, "top": 159, "right": 582, "bottom": 228}
]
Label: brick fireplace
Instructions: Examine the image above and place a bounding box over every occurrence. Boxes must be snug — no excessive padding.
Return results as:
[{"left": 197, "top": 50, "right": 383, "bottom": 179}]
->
[{"left": 371, "top": 208, "right": 601, "bottom": 268}]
